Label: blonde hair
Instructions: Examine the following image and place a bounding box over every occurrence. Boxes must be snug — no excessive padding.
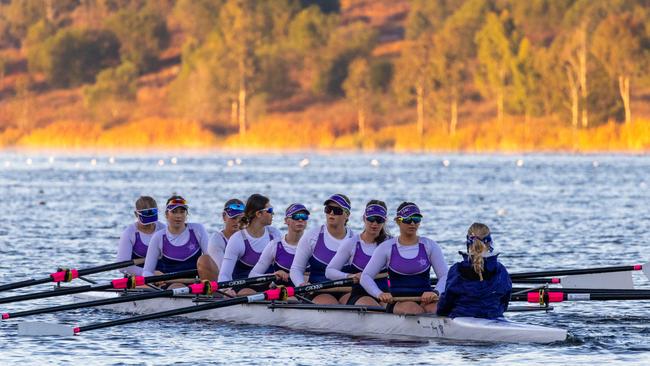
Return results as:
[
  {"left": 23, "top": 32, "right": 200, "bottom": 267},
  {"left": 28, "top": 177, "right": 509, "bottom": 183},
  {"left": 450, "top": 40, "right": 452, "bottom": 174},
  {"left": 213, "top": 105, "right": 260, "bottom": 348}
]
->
[{"left": 467, "top": 223, "right": 491, "bottom": 281}]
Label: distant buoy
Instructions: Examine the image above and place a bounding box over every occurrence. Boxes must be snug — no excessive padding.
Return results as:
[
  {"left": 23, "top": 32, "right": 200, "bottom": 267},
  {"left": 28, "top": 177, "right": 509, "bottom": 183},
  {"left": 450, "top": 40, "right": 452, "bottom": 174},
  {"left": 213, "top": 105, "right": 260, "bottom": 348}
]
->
[
  {"left": 171, "top": 157, "right": 178, "bottom": 165},
  {"left": 442, "top": 160, "right": 450, "bottom": 167},
  {"left": 640, "top": 182, "right": 647, "bottom": 189},
  {"left": 4, "top": 161, "right": 11, "bottom": 167},
  {"left": 26, "top": 158, "right": 32, "bottom": 165},
  {"left": 74, "top": 162, "right": 80, "bottom": 168},
  {"left": 227, "top": 160, "right": 234, "bottom": 167},
  {"left": 48, "top": 156, "right": 55, "bottom": 164},
  {"left": 109, "top": 157, "right": 115, "bottom": 164},
  {"left": 497, "top": 208, "right": 507, "bottom": 216},
  {"left": 235, "top": 158, "right": 242, "bottom": 165},
  {"left": 592, "top": 161, "right": 599, "bottom": 168},
  {"left": 370, "top": 159, "right": 379, "bottom": 167},
  {"left": 158, "top": 159, "right": 164, "bottom": 166},
  {"left": 90, "top": 159, "right": 97, "bottom": 166},
  {"left": 299, "top": 158, "right": 309, "bottom": 168},
  {"left": 516, "top": 159, "right": 524, "bottom": 167}
]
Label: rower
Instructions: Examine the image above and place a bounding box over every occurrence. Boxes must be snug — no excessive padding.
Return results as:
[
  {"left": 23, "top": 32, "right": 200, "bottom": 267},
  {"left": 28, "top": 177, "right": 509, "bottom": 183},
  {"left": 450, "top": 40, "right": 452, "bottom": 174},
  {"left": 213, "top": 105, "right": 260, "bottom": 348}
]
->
[
  {"left": 249, "top": 203, "right": 310, "bottom": 286},
  {"left": 218, "top": 194, "right": 281, "bottom": 295},
  {"left": 116, "top": 196, "right": 166, "bottom": 276},
  {"left": 437, "top": 223, "right": 511, "bottom": 319},
  {"left": 290, "top": 194, "right": 354, "bottom": 304},
  {"left": 360, "top": 202, "right": 448, "bottom": 314},
  {"left": 197, "top": 198, "right": 245, "bottom": 281},
  {"left": 326, "top": 200, "right": 390, "bottom": 306},
  {"left": 142, "top": 196, "right": 209, "bottom": 288}
]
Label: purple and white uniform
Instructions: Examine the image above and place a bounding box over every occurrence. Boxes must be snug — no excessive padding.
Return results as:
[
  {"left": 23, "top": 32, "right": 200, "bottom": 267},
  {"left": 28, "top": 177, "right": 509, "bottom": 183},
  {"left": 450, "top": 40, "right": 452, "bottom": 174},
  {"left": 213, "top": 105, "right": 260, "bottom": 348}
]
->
[
  {"left": 360, "top": 237, "right": 448, "bottom": 298},
  {"left": 326, "top": 234, "right": 378, "bottom": 280},
  {"left": 249, "top": 237, "right": 299, "bottom": 283},
  {"left": 290, "top": 225, "right": 354, "bottom": 286},
  {"left": 116, "top": 222, "right": 166, "bottom": 276},
  {"left": 218, "top": 226, "right": 282, "bottom": 281},
  {"left": 143, "top": 223, "right": 209, "bottom": 276},
  {"left": 207, "top": 231, "right": 228, "bottom": 270}
]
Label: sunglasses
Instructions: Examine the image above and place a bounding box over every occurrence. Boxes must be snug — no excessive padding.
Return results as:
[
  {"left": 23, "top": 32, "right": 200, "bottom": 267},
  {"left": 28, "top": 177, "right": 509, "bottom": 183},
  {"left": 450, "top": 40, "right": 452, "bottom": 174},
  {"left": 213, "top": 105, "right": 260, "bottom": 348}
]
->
[
  {"left": 136, "top": 208, "right": 158, "bottom": 217},
  {"left": 259, "top": 207, "right": 274, "bottom": 215},
  {"left": 324, "top": 205, "right": 345, "bottom": 216},
  {"left": 366, "top": 216, "right": 386, "bottom": 224},
  {"left": 226, "top": 203, "right": 245, "bottom": 211},
  {"left": 399, "top": 216, "right": 422, "bottom": 225},
  {"left": 290, "top": 213, "right": 309, "bottom": 221},
  {"left": 167, "top": 198, "right": 187, "bottom": 206}
]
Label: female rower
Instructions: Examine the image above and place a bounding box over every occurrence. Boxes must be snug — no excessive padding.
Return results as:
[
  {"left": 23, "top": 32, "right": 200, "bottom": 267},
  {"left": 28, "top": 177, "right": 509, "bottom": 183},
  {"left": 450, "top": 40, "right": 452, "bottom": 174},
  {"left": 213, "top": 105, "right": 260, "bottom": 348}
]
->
[
  {"left": 249, "top": 203, "right": 310, "bottom": 286},
  {"left": 290, "top": 194, "right": 355, "bottom": 304},
  {"left": 360, "top": 202, "right": 448, "bottom": 314},
  {"left": 142, "top": 196, "right": 210, "bottom": 281},
  {"left": 436, "top": 223, "right": 511, "bottom": 319},
  {"left": 116, "top": 196, "right": 166, "bottom": 276},
  {"left": 326, "top": 200, "right": 390, "bottom": 306},
  {"left": 218, "top": 194, "right": 281, "bottom": 294},
  {"left": 197, "top": 198, "right": 245, "bottom": 281}
]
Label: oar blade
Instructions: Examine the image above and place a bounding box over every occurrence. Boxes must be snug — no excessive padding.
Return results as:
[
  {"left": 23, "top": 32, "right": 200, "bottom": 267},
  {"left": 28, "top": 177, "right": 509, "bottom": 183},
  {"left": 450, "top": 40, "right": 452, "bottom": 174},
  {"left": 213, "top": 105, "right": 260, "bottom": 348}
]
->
[
  {"left": 641, "top": 262, "right": 650, "bottom": 280},
  {"left": 17, "top": 321, "right": 75, "bottom": 337},
  {"left": 561, "top": 271, "right": 634, "bottom": 289}
]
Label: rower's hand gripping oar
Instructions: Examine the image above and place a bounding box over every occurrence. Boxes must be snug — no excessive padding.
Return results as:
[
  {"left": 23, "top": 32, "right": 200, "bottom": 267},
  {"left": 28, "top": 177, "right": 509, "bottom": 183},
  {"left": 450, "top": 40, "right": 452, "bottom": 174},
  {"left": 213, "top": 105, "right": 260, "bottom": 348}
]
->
[
  {"left": 0, "top": 269, "right": 197, "bottom": 305},
  {"left": 17, "top": 278, "right": 355, "bottom": 336},
  {"left": 2, "top": 274, "right": 277, "bottom": 320},
  {"left": 0, "top": 258, "right": 145, "bottom": 293}
]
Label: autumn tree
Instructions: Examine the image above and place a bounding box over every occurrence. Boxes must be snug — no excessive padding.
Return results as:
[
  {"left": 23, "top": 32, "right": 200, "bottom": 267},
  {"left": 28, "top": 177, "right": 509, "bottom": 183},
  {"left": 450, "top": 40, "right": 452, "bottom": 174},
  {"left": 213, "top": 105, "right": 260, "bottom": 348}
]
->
[
  {"left": 343, "top": 57, "right": 371, "bottom": 138},
  {"left": 592, "top": 13, "right": 646, "bottom": 125}
]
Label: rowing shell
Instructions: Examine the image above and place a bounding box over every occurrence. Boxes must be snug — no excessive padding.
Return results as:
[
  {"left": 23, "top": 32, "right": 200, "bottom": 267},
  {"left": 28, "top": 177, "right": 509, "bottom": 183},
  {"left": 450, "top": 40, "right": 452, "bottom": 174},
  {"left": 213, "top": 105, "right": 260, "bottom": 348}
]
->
[{"left": 75, "top": 291, "right": 567, "bottom": 343}]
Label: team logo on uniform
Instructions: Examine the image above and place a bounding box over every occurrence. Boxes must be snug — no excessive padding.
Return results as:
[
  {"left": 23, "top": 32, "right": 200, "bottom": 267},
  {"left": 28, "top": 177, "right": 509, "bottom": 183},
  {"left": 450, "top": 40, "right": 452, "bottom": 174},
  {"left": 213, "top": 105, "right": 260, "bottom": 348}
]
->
[
  {"left": 188, "top": 243, "right": 196, "bottom": 251},
  {"left": 418, "top": 258, "right": 428, "bottom": 267}
]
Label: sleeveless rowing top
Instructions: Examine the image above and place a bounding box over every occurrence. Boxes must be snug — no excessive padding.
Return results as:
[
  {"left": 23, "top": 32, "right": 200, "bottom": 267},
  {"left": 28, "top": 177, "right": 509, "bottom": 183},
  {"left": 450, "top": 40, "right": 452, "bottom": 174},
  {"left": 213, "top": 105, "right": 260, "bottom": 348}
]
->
[
  {"left": 157, "top": 228, "right": 202, "bottom": 273},
  {"left": 232, "top": 231, "right": 275, "bottom": 280},
  {"left": 308, "top": 226, "right": 338, "bottom": 283},
  {"left": 387, "top": 240, "right": 432, "bottom": 296},
  {"left": 351, "top": 240, "right": 388, "bottom": 292},
  {"left": 131, "top": 232, "right": 148, "bottom": 261}
]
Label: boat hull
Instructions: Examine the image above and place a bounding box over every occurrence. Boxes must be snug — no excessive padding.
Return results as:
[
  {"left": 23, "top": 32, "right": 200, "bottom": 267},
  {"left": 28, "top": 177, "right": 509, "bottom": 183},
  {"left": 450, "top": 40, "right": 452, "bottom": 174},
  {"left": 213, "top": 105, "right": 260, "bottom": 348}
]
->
[{"left": 76, "top": 292, "right": 567, "bottom": 343}]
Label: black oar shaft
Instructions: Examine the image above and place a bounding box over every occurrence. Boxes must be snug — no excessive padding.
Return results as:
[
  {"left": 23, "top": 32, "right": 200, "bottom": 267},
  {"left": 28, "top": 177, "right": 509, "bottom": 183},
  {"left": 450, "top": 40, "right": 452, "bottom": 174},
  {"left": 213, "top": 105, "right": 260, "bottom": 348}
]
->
[
  {"left": 74, "top": 278, "right": 353, "bottom": 334},
  {"left": 510, "top": 265, "right": 638, "bottom": 279},
  {"left": 0, "top": 270, "right": 197, "bottom": 305},
  {"left": 0, "top": 259, "right": 144, "bottom": 293},
  {"left": 3, "top": 273, "right": 275, "bottom": 319},
  {"left": 78, "top": 297, "right": 247, "bottom": 332}
]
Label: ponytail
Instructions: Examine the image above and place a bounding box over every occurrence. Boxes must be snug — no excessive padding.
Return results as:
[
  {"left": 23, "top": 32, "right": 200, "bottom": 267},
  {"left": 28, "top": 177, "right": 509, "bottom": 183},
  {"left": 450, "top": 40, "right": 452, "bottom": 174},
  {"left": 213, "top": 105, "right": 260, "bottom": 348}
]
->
[{"left": 466, "top": 222, "right": 491, "bottom": 281}]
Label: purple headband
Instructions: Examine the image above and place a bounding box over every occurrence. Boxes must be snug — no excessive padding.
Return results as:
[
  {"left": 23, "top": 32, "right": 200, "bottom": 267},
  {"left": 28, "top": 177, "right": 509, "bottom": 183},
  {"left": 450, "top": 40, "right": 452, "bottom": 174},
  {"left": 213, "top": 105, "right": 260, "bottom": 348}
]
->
[
  {"left": 323, "top": 194, "right": 351, "bottom": 211},
  {"left": 285, "top": 203, "right": 310, "bottom": 217},
  {"left": 364, "top": 204, "right": 387, "bottom": 219},
  {"left": 396, "top": 204, "right": 421, "bottom": 219}
]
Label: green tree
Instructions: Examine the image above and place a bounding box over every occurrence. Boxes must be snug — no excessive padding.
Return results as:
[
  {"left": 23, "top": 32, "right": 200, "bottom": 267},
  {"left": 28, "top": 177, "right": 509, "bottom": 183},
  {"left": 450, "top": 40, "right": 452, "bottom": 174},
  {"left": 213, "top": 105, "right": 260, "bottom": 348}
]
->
[
  {"left": 34, "top": 28, "right": 120, "bottom": 87},
  {"left": 105, "top": 5, "right": 169, "bottom": 73},
  {"left": 475, "top": 11, "right": 518, "bottom": 126},
  {"left": 592, "top": 13, "right": 646, "bottom": 125},
  {"left": 84, "top": 61, "right": 138, "bottom": 124},
  {"left": 343, "top": 57, "right": 371, "bottom": 138},
  {"left": 172, "top": 0, "right": 223, "bottom": 42}
]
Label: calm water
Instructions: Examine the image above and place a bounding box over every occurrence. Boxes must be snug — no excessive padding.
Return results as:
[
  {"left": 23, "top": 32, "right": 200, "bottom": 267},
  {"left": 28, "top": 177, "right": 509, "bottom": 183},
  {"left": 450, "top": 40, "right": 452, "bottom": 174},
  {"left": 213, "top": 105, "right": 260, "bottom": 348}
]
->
[{"left": 0, "top": 151, "right": 649, "bottom": 365}]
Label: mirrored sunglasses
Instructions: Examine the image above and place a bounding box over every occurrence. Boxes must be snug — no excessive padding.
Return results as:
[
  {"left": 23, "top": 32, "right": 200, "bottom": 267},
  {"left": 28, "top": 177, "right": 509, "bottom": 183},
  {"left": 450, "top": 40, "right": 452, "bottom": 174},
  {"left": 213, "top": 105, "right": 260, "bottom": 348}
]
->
[
  {"left": 399, "top": 215, "right": 422, "bottom": 225},
  {"left": 136, "top": 208, "right": 158, "bottom": 217},
  {"left": 290, "top": 213, "right": 309, "bottom": 221},
  {"left": 365, "top": 216, "right": 386, "bottom": 224},
  {"left": 259, "top": 207, "right": 274, "bottom": 215},
  {"left": 226, "top": 203, "right": 245, "bottom": 211}
]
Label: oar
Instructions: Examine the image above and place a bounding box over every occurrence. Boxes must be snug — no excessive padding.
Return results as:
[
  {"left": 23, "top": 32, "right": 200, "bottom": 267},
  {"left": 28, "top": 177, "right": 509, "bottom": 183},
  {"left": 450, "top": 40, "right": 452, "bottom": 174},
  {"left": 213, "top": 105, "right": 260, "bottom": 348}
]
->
[
  {"left": 512, "top": 290, "right": 650, "bottom": 303},
  {"left": 509, "top": 262, "right": 650, "bottom": 280},
  {"left": 512, "top": 287, "right": 650, "bottom": 295},
  {"left": 17, "top": 278, "right": 354, "bottom": 336},
  {"left": 0, "top": 258, "right": 146, "bottom": 292},
  {"left": 0, "top": 270, "right": 197, "bottom": 305},
  {"left": 2, "top": 274, "right": 276, "bottom": 320},
  {"left": 431, "top": 270, "right": 635, "bottom": 289}
]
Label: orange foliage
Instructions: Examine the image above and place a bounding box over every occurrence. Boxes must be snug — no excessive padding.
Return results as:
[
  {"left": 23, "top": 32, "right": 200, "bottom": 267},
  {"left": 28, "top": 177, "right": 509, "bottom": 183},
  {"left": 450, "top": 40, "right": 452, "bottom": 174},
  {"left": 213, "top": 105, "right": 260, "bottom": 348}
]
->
[
  {"left": 0, "top": 127, "right": 23, "bottom": 146},
  {"left": 97, "top": 118, "right": 217, "bottom": 148},
  {"left": 17, "top": 120, "right": 102, "bottom": 148},
  {"left": 224, "top": 117, "right": 336, "bottom": 149}
]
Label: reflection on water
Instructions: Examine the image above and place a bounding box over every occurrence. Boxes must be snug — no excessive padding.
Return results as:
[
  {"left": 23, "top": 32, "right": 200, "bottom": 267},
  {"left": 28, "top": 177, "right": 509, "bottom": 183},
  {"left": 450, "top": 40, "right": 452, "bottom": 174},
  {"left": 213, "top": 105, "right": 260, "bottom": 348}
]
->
[{"left": 1, "top": 152, "right": 649, "bottom": 364}]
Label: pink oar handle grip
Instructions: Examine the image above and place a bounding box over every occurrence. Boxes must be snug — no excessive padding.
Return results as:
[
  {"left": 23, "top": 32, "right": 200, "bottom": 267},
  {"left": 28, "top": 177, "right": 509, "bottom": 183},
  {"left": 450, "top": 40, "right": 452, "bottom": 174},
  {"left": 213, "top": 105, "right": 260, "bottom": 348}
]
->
[
  {"left": 188, "top": 281, "right": 218, "bottom": 295},
  {"left": 527, "top": 292, "right": 564, "bottom": 303},
  {"left": 111, "top": 276, "right": 145, "bottom": 289},
  {"left": 50, "top": 269, "right": 79, "bottom": 283}
]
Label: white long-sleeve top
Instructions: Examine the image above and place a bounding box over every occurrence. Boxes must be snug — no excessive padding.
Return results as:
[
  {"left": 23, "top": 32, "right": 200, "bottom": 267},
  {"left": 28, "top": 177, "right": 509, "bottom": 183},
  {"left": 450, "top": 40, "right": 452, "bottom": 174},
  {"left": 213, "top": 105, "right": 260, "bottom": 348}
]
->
[
  {"left": 360, "top": 237, "right": 448, "bottom": 298},
  {"left": 325, "top": 234, "right": 379, "bottom": 280},
  {"left": 116, "top": 222, "right": 166, "bottom": 276},
  {"left": 289, "top": 225, "right": 354, "bottom": 286},
  {"left": 249, "top": 237, "right": 297, "bottom": 278},
  {"left": 218, "top": 226, "right": 282, "bottom": 281},
  {"left": 143, "top": 223, "right": 210, "bottom": 276},
  {"left": 207, "top": 231, "right": 228, "bottom": 269}
]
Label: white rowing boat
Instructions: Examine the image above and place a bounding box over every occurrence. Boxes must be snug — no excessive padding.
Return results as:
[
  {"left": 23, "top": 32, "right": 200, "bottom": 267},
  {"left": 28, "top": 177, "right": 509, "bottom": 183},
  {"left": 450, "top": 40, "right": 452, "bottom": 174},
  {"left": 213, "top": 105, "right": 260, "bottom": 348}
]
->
[{"left": 73, "top": 291, "right": 567, "bottom": 343}]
